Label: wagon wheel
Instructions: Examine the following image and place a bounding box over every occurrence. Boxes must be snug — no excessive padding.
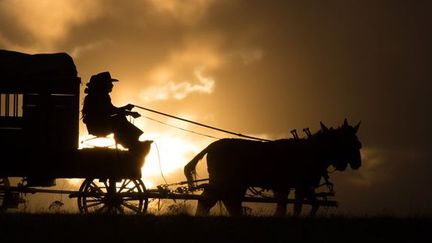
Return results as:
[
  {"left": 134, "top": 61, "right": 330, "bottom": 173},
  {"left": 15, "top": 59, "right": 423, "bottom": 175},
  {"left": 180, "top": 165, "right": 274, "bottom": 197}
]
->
[
  {"left": 0, "top": 177, "right": 10, "bottom": 211},
  {"left": 77, "top": 178, "right": 148, "bottom": 214}
]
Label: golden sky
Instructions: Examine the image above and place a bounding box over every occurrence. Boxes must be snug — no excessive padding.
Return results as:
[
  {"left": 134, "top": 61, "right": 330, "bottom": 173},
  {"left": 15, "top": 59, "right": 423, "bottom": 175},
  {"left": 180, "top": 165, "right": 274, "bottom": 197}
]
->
[{"left": 1, "top": 0, "right": 432, "bottom": 215}]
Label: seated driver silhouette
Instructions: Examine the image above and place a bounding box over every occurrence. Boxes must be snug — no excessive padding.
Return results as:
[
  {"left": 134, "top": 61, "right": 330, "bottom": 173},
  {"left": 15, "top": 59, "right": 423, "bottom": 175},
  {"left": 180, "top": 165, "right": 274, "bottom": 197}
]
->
[{"left": 82, "top": 71, "right": 151, "bottom": 152}]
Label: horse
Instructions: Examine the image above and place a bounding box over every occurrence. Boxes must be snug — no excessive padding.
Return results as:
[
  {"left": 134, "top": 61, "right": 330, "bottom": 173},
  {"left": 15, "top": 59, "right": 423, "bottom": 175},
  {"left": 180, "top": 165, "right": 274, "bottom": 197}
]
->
[{"left": 184, "top": 119, "right": 362, "bottom": 216}]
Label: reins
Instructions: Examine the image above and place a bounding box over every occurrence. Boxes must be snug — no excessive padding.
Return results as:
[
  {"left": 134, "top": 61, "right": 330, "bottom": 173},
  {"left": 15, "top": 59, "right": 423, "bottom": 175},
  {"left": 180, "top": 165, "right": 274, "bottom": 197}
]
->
[{"left": 133, "top": 105, "right": 271, "bottom": 142}]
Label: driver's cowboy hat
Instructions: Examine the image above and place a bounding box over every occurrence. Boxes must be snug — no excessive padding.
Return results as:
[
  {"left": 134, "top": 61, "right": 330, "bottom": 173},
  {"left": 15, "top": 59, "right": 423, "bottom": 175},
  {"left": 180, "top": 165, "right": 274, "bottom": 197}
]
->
[
  {"left": 89, "top": 71, "right": 119, "bottom": 83},
  {"left": 85, "top": 71, "right": 119, "bottom": 93}
]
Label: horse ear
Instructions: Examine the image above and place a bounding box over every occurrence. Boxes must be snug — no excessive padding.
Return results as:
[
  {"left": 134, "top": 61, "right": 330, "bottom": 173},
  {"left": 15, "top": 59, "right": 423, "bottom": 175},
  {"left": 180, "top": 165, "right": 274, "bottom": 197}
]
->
[
  {"left": 354, "top": 121, "right": 361, "bottom": 133},
  {"left": 320, "top": 122, "right": 329, "bottom": 131},
  {"left": 343, "top": 118, "right": 349, "bottom": 127}
]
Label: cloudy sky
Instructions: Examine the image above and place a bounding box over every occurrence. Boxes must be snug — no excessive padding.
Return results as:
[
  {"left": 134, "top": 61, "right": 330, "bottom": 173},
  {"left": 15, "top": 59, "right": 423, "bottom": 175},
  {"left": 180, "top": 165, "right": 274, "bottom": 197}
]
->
[{"left": 1, "top": 0, "right": 431, "bottom": 215}]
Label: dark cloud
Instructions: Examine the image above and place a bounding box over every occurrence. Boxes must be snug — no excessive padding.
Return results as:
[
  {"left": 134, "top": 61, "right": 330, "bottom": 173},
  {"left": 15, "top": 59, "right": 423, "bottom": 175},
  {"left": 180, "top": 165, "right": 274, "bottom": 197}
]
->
[
  {"left": 0, "top": 10, "right": 33, "bottom": 46},
  {"left": 333, "top": 149, "right": 432, "bottom": 215}
]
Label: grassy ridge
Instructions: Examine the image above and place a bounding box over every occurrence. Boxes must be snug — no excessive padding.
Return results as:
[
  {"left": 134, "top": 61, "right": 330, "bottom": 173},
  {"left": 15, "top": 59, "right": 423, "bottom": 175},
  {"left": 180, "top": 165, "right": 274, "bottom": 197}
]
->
[{"left": 0, "top": 213, "right": 431, "bottom": 242}]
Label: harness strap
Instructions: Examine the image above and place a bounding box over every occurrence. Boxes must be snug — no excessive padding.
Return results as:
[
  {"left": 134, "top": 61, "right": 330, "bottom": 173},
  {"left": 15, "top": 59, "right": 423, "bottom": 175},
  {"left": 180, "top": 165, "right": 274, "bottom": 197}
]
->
[{"left": 318, "top": 171, "right": 334, "bottom": 193}]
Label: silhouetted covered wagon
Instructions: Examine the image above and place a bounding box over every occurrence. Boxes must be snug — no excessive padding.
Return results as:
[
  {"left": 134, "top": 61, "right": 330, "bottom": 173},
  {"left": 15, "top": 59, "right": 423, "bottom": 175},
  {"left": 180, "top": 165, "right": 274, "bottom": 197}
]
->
[
  {"left": 0, "top": 50, "right": 340, "bottom": 216},
  {"left": 0, "top": 50, "right": 149, "bottom": 214}
]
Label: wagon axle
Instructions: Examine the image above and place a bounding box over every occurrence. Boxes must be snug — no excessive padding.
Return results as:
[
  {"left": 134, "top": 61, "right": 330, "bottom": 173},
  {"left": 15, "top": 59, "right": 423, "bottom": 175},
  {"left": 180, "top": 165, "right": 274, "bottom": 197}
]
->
[{"left": 1, "top": 177, "right": 337, "bottom": 215}]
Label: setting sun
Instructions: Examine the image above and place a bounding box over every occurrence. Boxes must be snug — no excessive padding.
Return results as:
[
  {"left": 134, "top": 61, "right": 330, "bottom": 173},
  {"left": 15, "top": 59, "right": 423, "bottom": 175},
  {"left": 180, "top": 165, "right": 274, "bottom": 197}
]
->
[
  {"left": 78, "top": 119, "right": 213, "bottom": 191},
  {"left": 141, "top": 132, "right": 206, "bottom": 187}
]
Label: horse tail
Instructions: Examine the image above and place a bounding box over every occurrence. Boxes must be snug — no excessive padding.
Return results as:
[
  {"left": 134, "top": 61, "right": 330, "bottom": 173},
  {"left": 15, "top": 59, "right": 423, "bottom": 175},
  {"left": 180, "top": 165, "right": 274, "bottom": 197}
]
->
[{"left": 184, "top": 146, "right": 210, "bottom": 189}]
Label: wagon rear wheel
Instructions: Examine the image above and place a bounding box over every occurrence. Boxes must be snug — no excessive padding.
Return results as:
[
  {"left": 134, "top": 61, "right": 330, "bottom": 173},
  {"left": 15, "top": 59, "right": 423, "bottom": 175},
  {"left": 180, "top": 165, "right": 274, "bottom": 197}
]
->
[
  {"left": 77, "top": 178, "right": 148, "bottom": 214},
  {"left": 0, "top": 177, "right": 10, "bottom": 211}
]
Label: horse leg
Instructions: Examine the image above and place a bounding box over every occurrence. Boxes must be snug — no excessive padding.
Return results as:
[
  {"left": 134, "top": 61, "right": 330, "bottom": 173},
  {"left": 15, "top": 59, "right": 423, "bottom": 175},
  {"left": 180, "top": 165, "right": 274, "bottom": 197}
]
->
[
  {"left": 222, "top": 188, "right": 245, "bottom": 217},
  {"left": 306, "top": 188, "right": 319, "bottom": 217},
  {"left": 222, "top": 199, "right": 243, "bottom": 217},
  {"left": 274, "top": 190, "right": 289, "bottom": 216},
  {"left": 310, "top": 203, "right": 319, "bottom": 217},
  {"left": 293, "top": 189, "right": 304, "bottom": 217},
  {"left": 196, "top": 187, "right": 218, "bottom": 216}
]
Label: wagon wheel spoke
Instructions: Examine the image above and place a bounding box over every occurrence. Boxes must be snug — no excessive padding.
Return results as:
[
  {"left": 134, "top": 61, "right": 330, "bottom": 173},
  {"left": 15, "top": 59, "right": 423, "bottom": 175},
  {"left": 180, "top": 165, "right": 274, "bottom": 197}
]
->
[
  {"left": 96, "top": 204, "right": 108, "bottom": 214},
  {"left": 121, "top": 201, "right": 140, "bottom": 213},
  {"left": 85, "top": 200, "right": 105, "bottom": 208},
  {"left": 90, "top": 182, "right": 105, "bottom": 194},
  {"left": 123, "top": 198, "right": 142, "bottom": 201},
  {"left": 78, "top": 179, "right": 105, "bottom": 213},
  {"left": 78, "top": 178, "right": 147, "bottom": 215},
  {"left": 84, "top": 199, "right": 104, "bottom": 203},
  {"left": 106, "top": 206, "right": 114, "bottom": 214},
  {"left": 110, "top": 205, "right": 120, "bottom": 214},
  {"left": 126, "top": 184, "right": 139, "bottom": 193},
  {"left": 116, "top": 205, "right": 125, "bottom": 214},
  {"left": 103, "top": 181, "right": 109, "bottom": 192},
  {"left": 118, "top": 179, "right": 132, "bottom": 193}
]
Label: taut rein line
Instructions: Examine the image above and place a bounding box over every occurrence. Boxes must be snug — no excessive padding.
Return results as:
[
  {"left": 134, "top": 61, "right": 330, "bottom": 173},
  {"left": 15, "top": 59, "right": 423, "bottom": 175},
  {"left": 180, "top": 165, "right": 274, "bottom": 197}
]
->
[{"left": 133, "top": 105, "right": 271, "bottom": 142}]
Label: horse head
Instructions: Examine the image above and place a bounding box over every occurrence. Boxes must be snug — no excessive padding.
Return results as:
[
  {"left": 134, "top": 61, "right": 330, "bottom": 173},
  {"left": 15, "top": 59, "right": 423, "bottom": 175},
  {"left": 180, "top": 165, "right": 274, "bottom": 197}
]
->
[{"left": 319, "top": 119, "right": 362, "bottom": 171}]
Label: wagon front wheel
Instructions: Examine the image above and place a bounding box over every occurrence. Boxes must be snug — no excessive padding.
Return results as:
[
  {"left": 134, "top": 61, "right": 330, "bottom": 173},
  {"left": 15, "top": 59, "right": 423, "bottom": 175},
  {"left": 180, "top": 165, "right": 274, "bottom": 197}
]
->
[{"left": 77, "top": 178, "right": 148, "bottom": 214}]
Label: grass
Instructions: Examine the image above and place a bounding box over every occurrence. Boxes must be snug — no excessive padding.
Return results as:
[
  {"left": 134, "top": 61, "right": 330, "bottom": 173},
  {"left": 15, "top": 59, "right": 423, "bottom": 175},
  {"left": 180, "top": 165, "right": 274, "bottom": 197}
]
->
[{"left": 0, "top": 213, "right": 431, "bottom": 242}]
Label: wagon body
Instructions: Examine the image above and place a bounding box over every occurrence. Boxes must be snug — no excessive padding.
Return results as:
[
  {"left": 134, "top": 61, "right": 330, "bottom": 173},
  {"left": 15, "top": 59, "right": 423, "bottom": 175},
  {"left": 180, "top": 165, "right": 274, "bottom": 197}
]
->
[
  {"left": 0, "top": 50, "right": 142, "bottom": 180},
  {"left": 0, "top": 148, "right": 143, "bottom": 180}
]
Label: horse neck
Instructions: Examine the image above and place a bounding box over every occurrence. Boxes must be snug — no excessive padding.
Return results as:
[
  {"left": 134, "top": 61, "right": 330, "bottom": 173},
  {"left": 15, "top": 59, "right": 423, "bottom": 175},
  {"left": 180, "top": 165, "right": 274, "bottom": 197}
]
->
[
  {"left": 306, "top": 134, "right": 334, "bottom": 171},
  {"left": 278, "top": 137, "right": 333, "bottom": 171}
]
